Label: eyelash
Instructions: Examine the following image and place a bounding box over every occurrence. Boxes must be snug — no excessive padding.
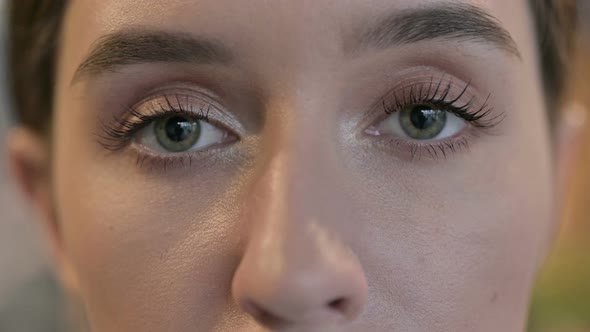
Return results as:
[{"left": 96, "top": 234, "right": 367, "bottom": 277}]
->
[
  {"left": 378, "top": 78, "right": 505, "bottom": 159},
  {"left": 382, "top": 77, "right": 503, "bottom": 128},
  {"left": 98, "top": 78, "right": 503, "bottom": 167},
  {"left": 97, "top": 94, "right": 211, "bottom": 152}
]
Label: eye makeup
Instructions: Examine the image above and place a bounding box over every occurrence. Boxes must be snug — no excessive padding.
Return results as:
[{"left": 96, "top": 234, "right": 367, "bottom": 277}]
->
[
  {"left": 365, "top": 75, "right": 505, "bottom": 160},
  {"left": 382, "top": 77, "right": 500, "bottom": 127},
  {"left": 96, "top": 72, "right": 504, "bottom": 170},
  {"left": 97, "top": 89, "right": 239, "bottom": 169}
]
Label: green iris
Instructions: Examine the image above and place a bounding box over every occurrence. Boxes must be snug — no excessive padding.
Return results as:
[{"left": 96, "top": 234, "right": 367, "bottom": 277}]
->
[
  {"left": 154, "top": 116, "right": 201, "bottom": 152},
  {"left": 399, "top": 105, "right": 447, "bottom": 139}
]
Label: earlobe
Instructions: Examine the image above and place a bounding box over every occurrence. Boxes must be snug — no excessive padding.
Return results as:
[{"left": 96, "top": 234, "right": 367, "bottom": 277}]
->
[{"left": 6, "top": 127, "right": 81, "bottom": 293}]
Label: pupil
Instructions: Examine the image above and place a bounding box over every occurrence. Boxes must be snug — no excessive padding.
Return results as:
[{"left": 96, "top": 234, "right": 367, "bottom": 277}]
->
[
  {"left": 165, "top": 116, "right": 194, "bottom": 142},
  {"left": 410, "top": 105, "right": 437, "bottom": 130}
]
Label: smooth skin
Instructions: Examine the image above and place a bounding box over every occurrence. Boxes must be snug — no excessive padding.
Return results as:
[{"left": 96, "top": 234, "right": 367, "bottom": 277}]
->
[{"left": 6, "top": 0, "right": 587, "bottom": 331}]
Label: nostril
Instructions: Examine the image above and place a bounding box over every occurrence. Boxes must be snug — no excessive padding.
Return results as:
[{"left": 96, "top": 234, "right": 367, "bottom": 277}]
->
[
  {"left": 244, "top": 300, "right": 290, "bottom": 328},
  {"left": 327, "top": 297, "right": 348, "bottom": 313},
  {"left": 244, "top": 297, "right": 352, "bottom": 327}
]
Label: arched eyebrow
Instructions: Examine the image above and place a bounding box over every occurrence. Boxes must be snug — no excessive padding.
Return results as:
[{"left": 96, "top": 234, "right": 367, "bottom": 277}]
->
[
  {"left": 348, "top": 3, "right": 521, "bottom": 58},
  {"left": 71, "top": 29, "right": 234, "bottom": 85},
  {"left": 71, "top": 3, "right": 519, "bottom": 85}
]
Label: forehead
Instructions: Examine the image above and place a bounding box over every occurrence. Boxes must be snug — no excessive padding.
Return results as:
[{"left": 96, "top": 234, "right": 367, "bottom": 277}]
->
[{"left": 66, "top": 0, "right": 529, "bottom": 26}]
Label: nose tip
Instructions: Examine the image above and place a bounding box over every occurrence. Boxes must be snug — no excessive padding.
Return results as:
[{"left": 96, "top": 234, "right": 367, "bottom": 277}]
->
[
  {"left": 232, "top": 247, "right": 368, "bottom": 329},
  {"left": 233, "top": 146, "right": 368, "bottom": 328}
]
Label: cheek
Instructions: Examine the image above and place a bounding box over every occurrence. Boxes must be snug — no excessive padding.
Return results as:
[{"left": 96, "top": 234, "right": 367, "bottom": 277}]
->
[
  {"left": 349, "top": 124, "right": 553, "bottom": 329},
  {"left": 52, "top": 121, "right": 246, "bottom": 328}
]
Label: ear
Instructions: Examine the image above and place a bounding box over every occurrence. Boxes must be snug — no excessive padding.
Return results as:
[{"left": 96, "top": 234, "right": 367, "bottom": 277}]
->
[
  {"left": 7, "top": 127, "right": 80, "bottom": 294},
  {"left": 555, "top": 102, "right": 588, "bottom": 212}
]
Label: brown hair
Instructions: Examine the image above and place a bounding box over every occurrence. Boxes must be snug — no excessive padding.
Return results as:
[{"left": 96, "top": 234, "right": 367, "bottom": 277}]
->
[
  {"left": 7, "top": 0, "right": 578, "bottom": 133},
  {"left": 530, "top": 0, "right": 578, "bottom": 111}
]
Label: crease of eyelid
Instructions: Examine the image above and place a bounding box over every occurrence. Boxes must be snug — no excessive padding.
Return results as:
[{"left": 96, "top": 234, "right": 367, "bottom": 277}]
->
[{"left": 145, "top": 90, "right": 243, "bottom": 131}]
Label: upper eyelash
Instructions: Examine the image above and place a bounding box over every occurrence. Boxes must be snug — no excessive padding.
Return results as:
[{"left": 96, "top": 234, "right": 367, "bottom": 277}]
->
[
  {"left": 97, "top": 79, "right": 502, "bottom": 161},
  {"left": 382, "top": 77, "right": 505, "bottom": 129},
  {"left": 97, "top": 94, "right": 211, "bottom": 151}
]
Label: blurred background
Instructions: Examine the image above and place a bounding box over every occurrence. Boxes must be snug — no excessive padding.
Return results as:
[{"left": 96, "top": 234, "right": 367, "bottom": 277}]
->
[
  {"left": 0, "top": 2, "right": 589, "bottom": 332},
  {"left": 527, "top": 2, "right": 590, "bottom": 331}
]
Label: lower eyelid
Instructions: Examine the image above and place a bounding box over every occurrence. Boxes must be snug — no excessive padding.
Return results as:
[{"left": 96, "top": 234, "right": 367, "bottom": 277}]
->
[
  {"left": 365, "top": 110, "right": 488, "bottom": 161},
  {"left": 129, "top": 134, "right": 241, "bottom": 172},
  {"left": 132, "top": 146, "right": 223, "bottom": 171},
  {"left": 369, "top": 133, "right": 474, "bottom": 161}
]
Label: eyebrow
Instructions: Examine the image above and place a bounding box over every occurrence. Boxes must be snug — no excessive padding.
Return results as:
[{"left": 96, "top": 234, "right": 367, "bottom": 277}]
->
[
  {"left": 350, "top": 3, "right": 521, "bottom": 58},
  {"left": 72, "top": 30, "right": 234, "bottom": 84}
]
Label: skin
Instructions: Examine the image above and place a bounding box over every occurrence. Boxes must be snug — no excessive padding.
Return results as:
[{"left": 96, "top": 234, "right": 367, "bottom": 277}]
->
[{"left": 5, "top": 0, "right": 586, "bottom": 331}]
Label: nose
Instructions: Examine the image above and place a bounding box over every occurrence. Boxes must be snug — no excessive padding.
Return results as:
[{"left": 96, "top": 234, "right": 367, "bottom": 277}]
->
[{"left": 231, "top": 149, "right": 368, "bottom": 329}]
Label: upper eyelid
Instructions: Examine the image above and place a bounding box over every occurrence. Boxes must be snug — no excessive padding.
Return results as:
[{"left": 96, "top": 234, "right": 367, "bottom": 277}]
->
[
  {"left": 97, "top": 92, "right": 235, "bottom": 151},
  {"left": 385, "top": 78, "right": 474, "bottom": 108},
  {"left": 134, "top": 90, "right": 221, "bottom": 114},
  {"left": 375, "top": 78, "right": 471, "bottom": 118},
  {"left": 376, "top": 78, "right": 503, "bottom": 129},
  {"left": 131, "top": 90, "right": 244, "bottom": 131},
  {"left": 139, "top": 94, "right": 212, "bottom": 120}
]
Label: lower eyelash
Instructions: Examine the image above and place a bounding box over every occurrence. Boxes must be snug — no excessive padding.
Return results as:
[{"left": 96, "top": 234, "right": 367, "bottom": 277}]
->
[
  {"left": 131, "top": 139, "right": 236, "bottom": 172},
  {"left": 380, "top": 134, "right": 473, "bottom": 161},
  {"left": 372, "top": 77, "right": 503, "bottom": 160},
  {"left": 135, "top": 152, "right": 195, "bottom": 171}
]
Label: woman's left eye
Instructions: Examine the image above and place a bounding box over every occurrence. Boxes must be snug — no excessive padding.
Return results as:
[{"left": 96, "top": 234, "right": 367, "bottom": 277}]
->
[
  {"left": 136, "top": 115, "right": 230, "bottom": 153},
  {"left": 372, "top": 104, "right": 466, "bottom": 141}
]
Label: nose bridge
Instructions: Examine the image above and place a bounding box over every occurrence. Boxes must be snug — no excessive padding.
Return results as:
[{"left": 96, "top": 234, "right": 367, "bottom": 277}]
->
[
  {"left": 251, "top": 93, "right": 359, "bottom": 239},
  {"left": 231, "top": 111, "right": 368, "bottom": 328},
  {"left": 247, "top": 140, "right": 337, "bottom": 260},
  {"left": 254, "top": 92, "right": 343, "bottom": 235}
]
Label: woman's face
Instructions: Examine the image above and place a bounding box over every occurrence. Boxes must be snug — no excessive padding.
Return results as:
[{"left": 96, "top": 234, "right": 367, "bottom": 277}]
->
[{"left": 48, "top": 0, "right": 553, "bottom": 330}]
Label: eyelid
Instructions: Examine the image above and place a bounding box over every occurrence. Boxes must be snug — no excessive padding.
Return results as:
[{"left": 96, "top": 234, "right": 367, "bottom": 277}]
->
[
  {"left": 361, "top": 75, "right": 504, "bottom": 161},
  {"left": 373, "top": 76, "right": 503, "bottom": 130},
  {"left": 382, "top": 77, "right": 473, "bottom": 113},
  {"left": 97, "top": 88, "right": 242, "bottom": 152},
  {"left": 133, "top": 88, "right": 241, "bottom": 130}
]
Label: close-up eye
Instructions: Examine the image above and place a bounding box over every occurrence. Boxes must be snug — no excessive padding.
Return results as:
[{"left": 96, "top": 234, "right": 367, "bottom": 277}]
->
[
  {"left": 373, "top": 103, "right": 466, "bottom": 141},
  {"left": 366, "top": 79, "right": 503, "bottom": 159},
  {"left": 98, "top": 93, "right": 238, "bottom": 159},
  {"left": 137, "top": 114, "right": 230, "bottom": 153}
]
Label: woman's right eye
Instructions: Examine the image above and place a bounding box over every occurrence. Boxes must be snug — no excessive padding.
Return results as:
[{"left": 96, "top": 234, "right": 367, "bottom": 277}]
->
[{"left": 136, "top": 114, "right": 232, "bottom": 153}]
